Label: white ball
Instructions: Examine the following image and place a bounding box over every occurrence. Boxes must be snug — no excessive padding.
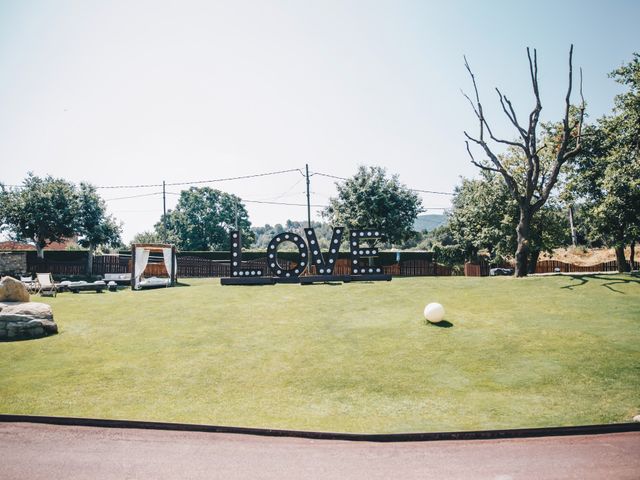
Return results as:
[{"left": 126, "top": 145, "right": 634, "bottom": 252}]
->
[{"left": 424, "top": 303, "right": 445, "bottom": 323}]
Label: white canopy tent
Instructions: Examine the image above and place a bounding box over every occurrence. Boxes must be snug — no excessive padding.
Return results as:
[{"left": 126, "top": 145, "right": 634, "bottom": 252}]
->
[{"left": 131, "top": 243, "right": 177, "bottom": 290}]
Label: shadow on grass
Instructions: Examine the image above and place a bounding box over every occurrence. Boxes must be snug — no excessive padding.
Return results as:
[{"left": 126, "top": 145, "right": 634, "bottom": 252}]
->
[
  {"left": 561, "top": 273, "right": 640, "bottom": 294},
  {"left": 425, "top": 319, "right": 454, "bottom": 328},
  {"left": 0, "top": 334, "right": 57, "bottom": 343}
]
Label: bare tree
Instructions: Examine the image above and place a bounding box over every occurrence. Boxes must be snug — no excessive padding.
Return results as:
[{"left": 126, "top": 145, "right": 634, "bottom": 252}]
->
[{"left": 463, "top": 45, "right": 585, "bottom": 277}]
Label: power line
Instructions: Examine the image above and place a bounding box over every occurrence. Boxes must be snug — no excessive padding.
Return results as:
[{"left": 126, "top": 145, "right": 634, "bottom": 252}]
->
[
  {"left": 165, "top": 168, "right": 305, "bottom": 187},
  {"left": 244, "top": 199, "right": 327, "bottom": 208},
  {"left": 95, "top": 168, "right": 303, "bottom": 189},
  {"left": 105, "top": 192, "right": 163, "bottom": 201},
  {"left": 311, "top": 171, "right": 454, "bottom": 196},
  {"left": 164, "top": 191, "right": 325, "bottom": 208},
  {"left": 410, "top": 189, "right": 455, "bottom": 196},
  {"left": 163, "top": 190, "right": 447, "bottom": 210},
  {"left": 109, "top": 209, "right": 163, "bottom": 213},
  {"left": 6, "top": 167, "right": 454, "bottom": 196},
  {"left": 163, "top": 191, "right": 324, "bottom": 208},
  {"left": 96, "top": 182, "right": 165, "bottom": 190},
  {"left": 7, "top": 165, "right": 454, "bottom": 226},
  {"left": 259, "top": 177, "right": 305, "bottom": 201},
  {"left": 311, "top": 172, "right": 348, "bottom": 181}
]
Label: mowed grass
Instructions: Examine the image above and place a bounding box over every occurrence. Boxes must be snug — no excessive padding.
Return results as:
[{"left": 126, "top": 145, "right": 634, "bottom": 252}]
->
[{"left": 1, "top": 274, "right": 639, "bottom": 433}]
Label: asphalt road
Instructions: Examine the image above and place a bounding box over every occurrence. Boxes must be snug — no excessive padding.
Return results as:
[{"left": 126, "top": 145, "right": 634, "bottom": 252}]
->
[{"left": 1, "top": 422, "right": 639, "bottom": 479}]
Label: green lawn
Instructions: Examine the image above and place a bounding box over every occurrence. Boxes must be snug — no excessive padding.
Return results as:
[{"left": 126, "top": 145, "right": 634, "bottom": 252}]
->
[{"left": 1, "top": 274, "right": 639, "bottom": 433}]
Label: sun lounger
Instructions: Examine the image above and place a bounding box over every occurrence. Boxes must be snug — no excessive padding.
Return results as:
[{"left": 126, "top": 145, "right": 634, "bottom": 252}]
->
[
  {"left": 60, "top": 280, "right": 107, "bottom": 293},
  {"left": 136, "top": 277, "right": 171, "bottom": 289},
  {"left": 103, "top": 273, "right": 132, "bottom": 285}
]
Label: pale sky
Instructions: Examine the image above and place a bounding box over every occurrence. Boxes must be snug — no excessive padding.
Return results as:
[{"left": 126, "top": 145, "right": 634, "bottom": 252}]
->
[{"left": 1, "top": 0, "right": 638, "bottom": 242}]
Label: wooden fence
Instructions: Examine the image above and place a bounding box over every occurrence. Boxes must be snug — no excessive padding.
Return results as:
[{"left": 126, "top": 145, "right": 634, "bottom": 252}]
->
[
  {"left": 177, "top": 256, "right": 230, "bottom": 277},
  {"left": 533, "top": 259, "right": 632, "bottom": 273},
  {"left": 176, "top": 256, "right": 302, "bottom": 278},
  {"left": 35, "top": 257, "right": 447, "bottom": 278},
  {"left": 306, "top": 259, "right": 451, "bottom": 277},
  {"left": 464, "top": 262, "right": 490, "bottom": 277},
  {"left": 28, "top": 259, "right": 86, "bottom": 276},
  {"left": 93, "top": 255, "right": 129, "bottom": 274},
  {"left": 399, "top": 259, "right": 453, "bottom": 276},
  {"left": 27, "top": 254, "right": 165, "bottom": 277},
  {"left": 464, "top": 259, "right": 640, "bottom": 276},
  {"left": 27, "top": 256, "right": 85, "bottom": 276},
  {"left": 177, "top": 256, "right": 275, "bottom": 278},
  {"left": 19, "top": 252, "right": 637, "bottom": 279},
  {"left": 152, "top": 256, "right": 452, "bottom": 278},
  {"left": 15, "top": 250, "right": 453, "bottom": 278}
]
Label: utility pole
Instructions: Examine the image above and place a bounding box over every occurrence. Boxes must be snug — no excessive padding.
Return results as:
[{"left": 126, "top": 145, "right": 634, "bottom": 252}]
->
[
  {"left": 162, "top": 180, "right": 167, "bottom": 241},
  {"left": 305, "top": 163, "right": 311, "bottom": 228},
  {"left": 235, "top": 197, "right": 239, "bottom": 230}
]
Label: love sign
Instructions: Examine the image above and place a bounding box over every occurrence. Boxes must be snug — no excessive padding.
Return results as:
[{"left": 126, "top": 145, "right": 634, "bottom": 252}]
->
[{"left": 220, "top": 227, "right": 391, "bottom": 285}]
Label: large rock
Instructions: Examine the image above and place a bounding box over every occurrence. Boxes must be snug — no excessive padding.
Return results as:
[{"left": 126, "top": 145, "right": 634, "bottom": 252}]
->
[
  {"left": 0, "top": 300, "right": 57, "bottom": 341},
  {"left": 0, "top": 301, "right": 53, "bottom": 320},
  {"left": 0, "top": 276, "right": 30, "bottom": 302}
]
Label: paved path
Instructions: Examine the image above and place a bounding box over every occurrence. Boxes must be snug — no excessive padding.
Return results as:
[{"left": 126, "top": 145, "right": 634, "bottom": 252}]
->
[{"left": 1, "top": 422, "right": 638, "bottom": 479}]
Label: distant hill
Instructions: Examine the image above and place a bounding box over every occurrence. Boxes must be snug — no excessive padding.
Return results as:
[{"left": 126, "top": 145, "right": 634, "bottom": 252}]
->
[{"left": 413, "top": 214, "right": 447, "bottom": 232}]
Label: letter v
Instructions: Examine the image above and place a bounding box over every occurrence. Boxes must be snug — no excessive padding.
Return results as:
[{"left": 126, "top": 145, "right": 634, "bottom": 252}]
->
[{"left": 303, "top": 227, "right": 344, "bottom": 275}]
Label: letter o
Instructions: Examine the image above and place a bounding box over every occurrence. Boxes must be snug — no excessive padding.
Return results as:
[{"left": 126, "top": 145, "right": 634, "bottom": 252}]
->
[{"left": 267, "top": 233, "right": 309, "bottom": 278}]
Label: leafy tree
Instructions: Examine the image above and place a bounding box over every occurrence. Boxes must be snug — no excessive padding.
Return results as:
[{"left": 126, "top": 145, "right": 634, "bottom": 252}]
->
[
  {"left": 423, "top": 224, "right": 467, "bottom": 266},
  {"left": 252, "top": 220, "right": 337, "bottom": 249},
  {"left": 322, "top": 166, "right": 422, "bottom": 245},
  {"left": 440, "top": 171, "right": 570, "bottom": 269},
  {"left": 76, "top": 183, "right": 122, "bottom": 274},
  {"left": 131, "top": 230, "right": 164, "bottom": 246},
  {"left": 463, "top": 46, "right": 584, "bottom": 276},
  {"left": 0, "top": 173, "right": 80, "bottom": 259},
  {"left": 444, "top": 173, "right": 514, "bottom": 263},
  {"left": 566, "top": 54, "right": 640, "bottom": 271},
  {"left": 157, "top": 187, "right": 254, "bottom": 251},
  {"left": 396, "top": 230, "right": 427, "bottom": 250}
]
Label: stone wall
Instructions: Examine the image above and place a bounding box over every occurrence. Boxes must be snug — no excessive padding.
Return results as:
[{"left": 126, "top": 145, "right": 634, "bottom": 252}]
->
[{"left": 0, "top": 252, "right": 27, "bottom": 276}]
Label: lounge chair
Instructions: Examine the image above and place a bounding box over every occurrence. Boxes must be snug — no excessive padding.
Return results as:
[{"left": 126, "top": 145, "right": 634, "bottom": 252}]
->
[
  {"left": 20, "top": 275, "right": 38, "bottom": 294},
  {"left": 61, "top": 280, "right": 106, "bottom": 294},
  {"left": 103, "top": 273, "right": 132, "bottom": 285},
  {"left": 36, "top": 273, "right": 58, "bottom": 297},
  {"left": 136, "top": 276, "right": 171, "bottom": 289}
]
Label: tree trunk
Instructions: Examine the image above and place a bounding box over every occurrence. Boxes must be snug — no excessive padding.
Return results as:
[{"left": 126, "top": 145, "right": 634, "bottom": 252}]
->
[
  {"left": 615, "top": 245, "right": 629, "bottom": 273},
  {"left": 568, "top": 205, "right": 577, "bottom": 247},
  {"left": 629, "top": 241, "right": 636, "bottom": 271},
  {"left": 527, "top": 249, "right": 540, "bottom": 274},
  {"left": 514, "top": 208, "right": 531, "bottom": 277},
  {"left": 35, "top": 236, "right": 45, "bottom": 260},
  {"left": 87, "top": 246, "right": 94, "bottom": 277}
]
